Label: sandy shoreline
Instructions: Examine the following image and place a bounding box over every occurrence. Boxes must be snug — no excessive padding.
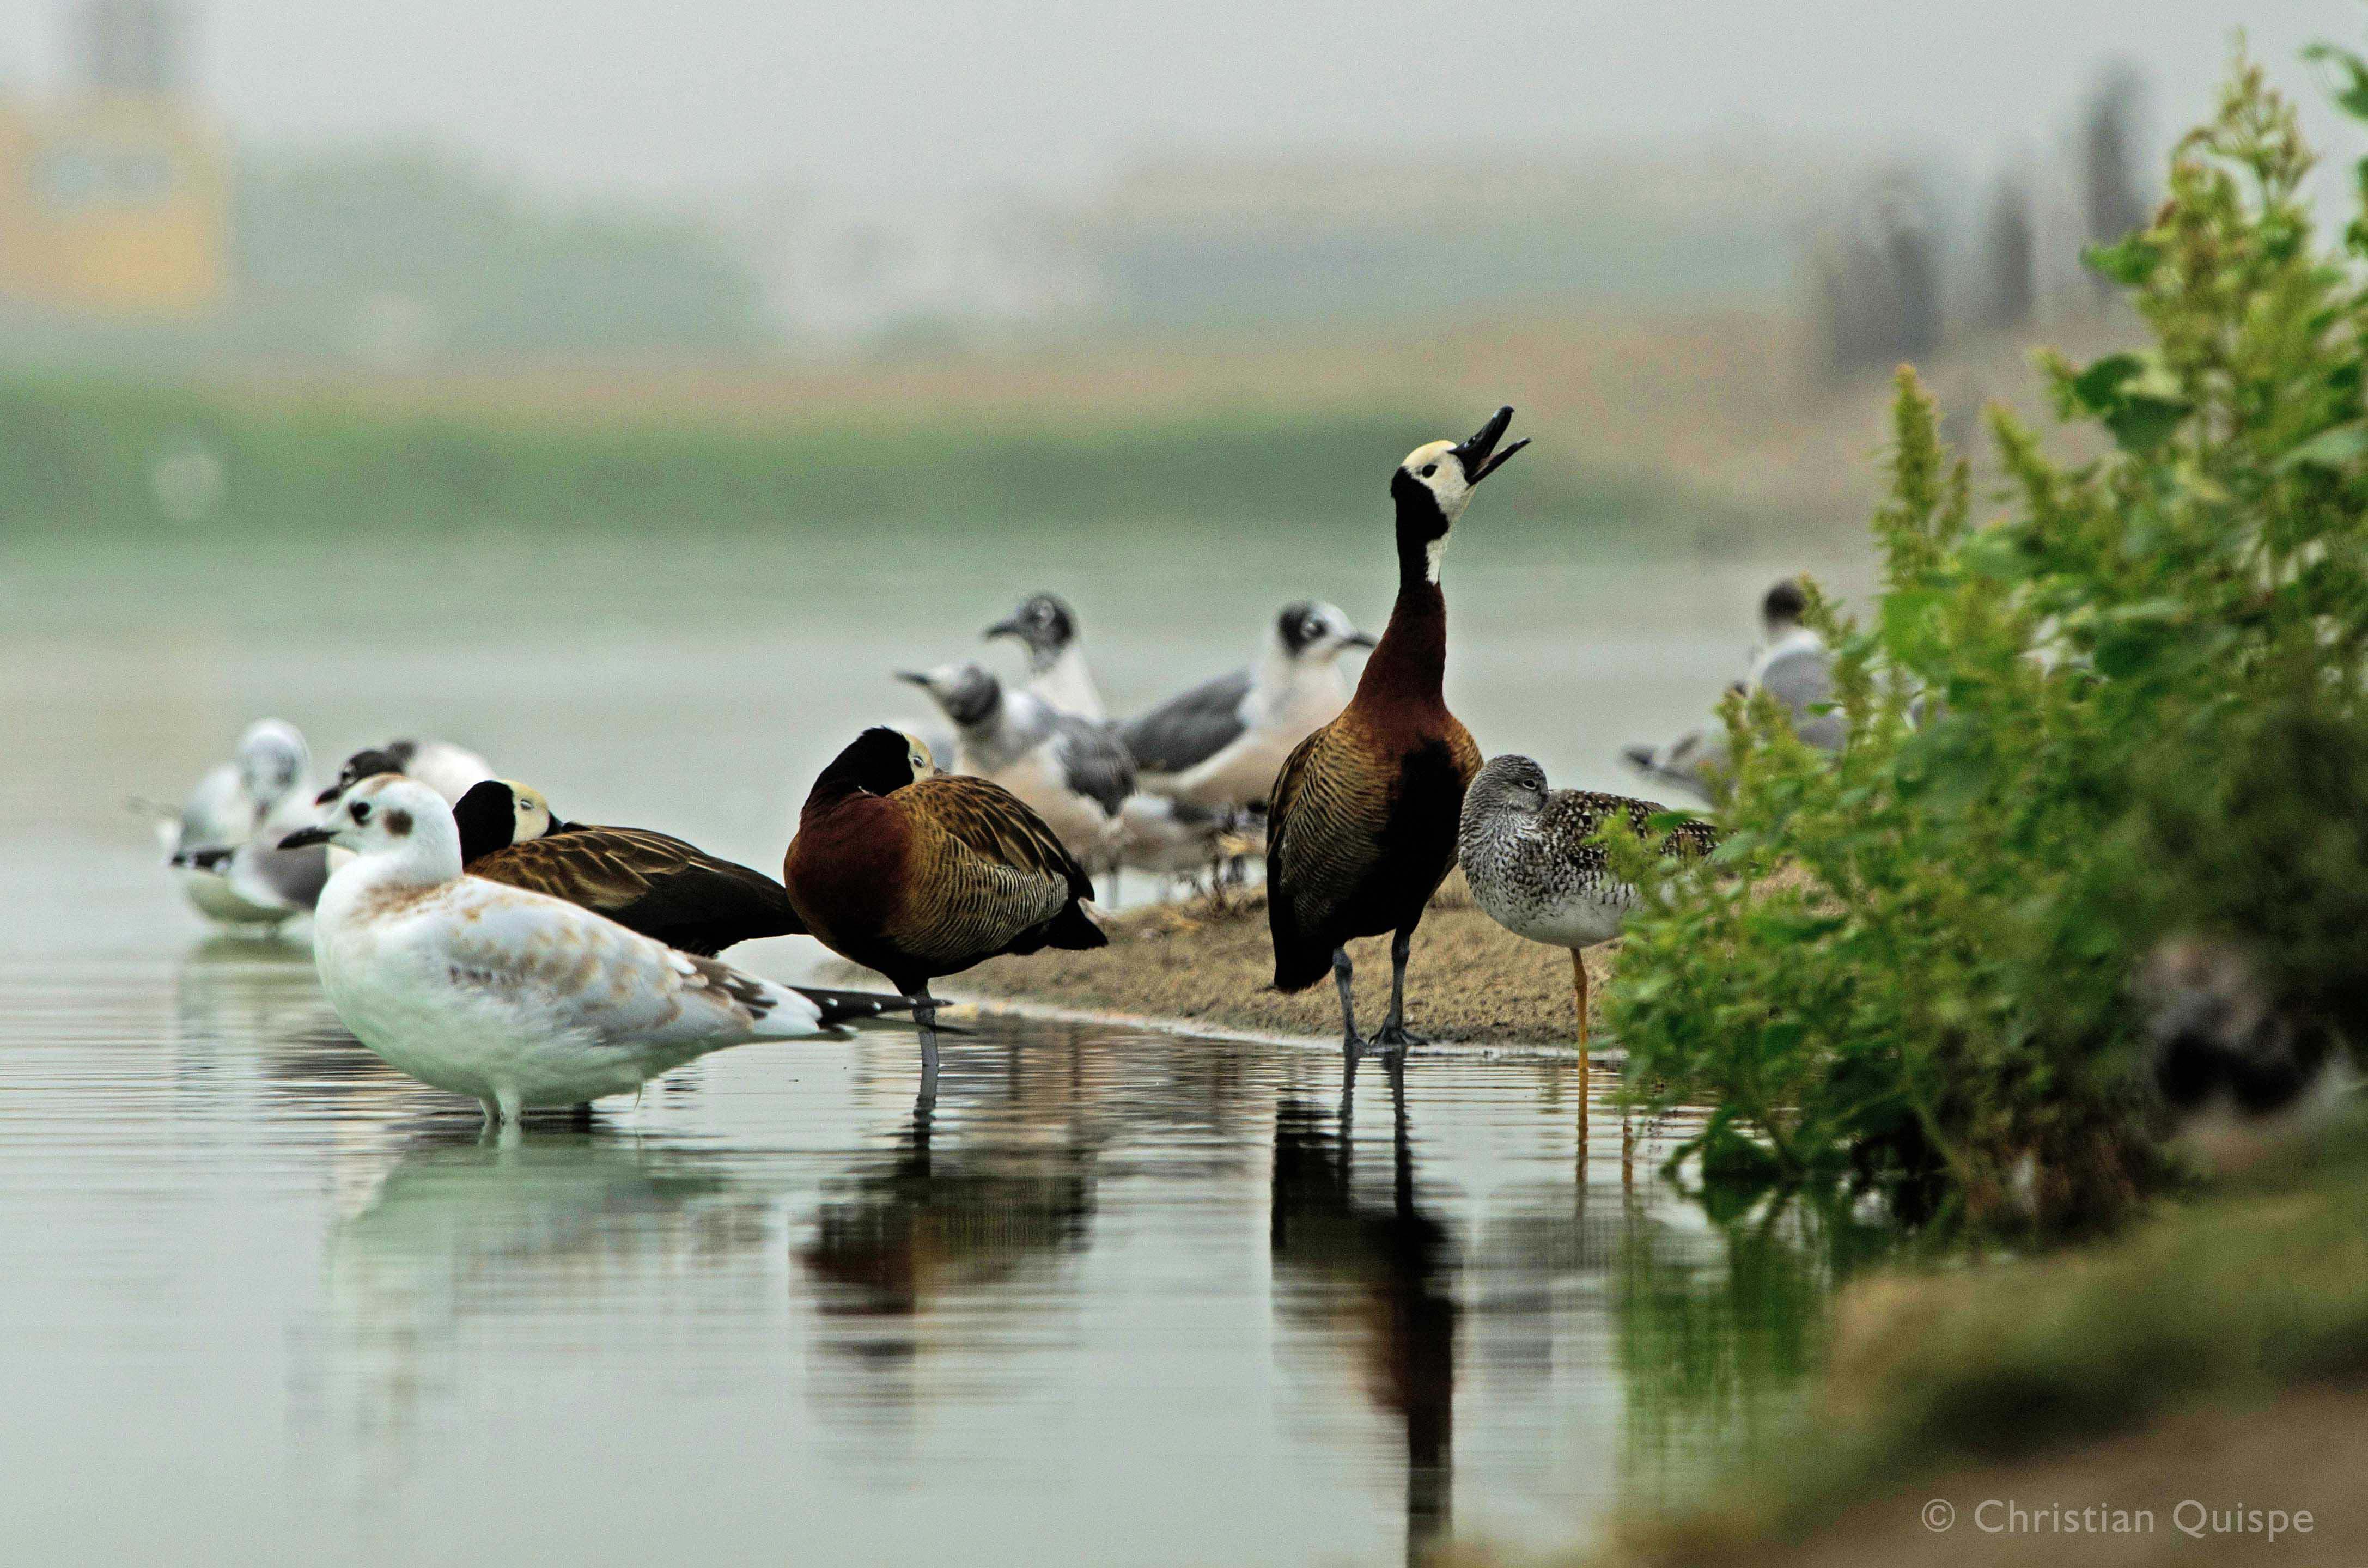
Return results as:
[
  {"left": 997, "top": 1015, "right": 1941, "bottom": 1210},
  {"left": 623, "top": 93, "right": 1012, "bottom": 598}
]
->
[{"left": 830, "top": 873, "right": 1610, "bottom": 1051}]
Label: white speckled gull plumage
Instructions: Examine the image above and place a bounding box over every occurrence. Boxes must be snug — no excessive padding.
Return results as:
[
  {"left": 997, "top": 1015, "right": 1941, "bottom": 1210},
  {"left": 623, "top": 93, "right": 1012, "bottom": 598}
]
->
[{"left": 300, "top": 776, "right": 833, "bottom": 1126}]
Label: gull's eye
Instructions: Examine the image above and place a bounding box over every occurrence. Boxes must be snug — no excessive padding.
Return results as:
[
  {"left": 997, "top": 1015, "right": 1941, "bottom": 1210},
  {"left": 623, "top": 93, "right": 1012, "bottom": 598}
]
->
[{"left": 351, "top": 800, "right": 373, "bottom": 823}]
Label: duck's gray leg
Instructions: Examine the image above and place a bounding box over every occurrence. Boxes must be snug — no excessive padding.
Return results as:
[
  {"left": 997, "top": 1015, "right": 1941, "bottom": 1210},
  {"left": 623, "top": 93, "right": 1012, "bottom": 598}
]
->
[
  {"left": 1374, "top": 929, "right": 1426, "bottom": 1053},
  {"left": 912, "top": 981, "right": 940, "bottom": 1108},
  {"left": 1332, "top": 947, "right": 1365, "bottom": 1060}
]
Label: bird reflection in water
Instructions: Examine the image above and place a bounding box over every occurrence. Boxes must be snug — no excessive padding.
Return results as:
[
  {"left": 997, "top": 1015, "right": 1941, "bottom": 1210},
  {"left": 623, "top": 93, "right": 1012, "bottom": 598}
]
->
[
  {"left": 1270, "top": 1059, "right": 1457, "bottom": 1565},
  {"left": 297, "top": 1130, "right": 772, "bottom": 1499},
  {"left": 799, "top": 1096, "right": 1098, "bottom": 1427}
]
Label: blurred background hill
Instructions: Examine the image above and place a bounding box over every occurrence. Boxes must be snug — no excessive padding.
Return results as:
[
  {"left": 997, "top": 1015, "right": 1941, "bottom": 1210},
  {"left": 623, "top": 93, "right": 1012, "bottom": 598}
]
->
[{"left": 0, "top": 1, "right": 2343, "bottom": 538}]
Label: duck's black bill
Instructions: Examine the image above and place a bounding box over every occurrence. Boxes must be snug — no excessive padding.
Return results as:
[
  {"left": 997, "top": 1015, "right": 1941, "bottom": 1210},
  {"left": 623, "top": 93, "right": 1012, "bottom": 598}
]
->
[
  {"left": 1452, "top": 405, "right": 1529, "bottom": 483},
  {"left": 278, "top": 825, "right": 337, "bottom": 850}
]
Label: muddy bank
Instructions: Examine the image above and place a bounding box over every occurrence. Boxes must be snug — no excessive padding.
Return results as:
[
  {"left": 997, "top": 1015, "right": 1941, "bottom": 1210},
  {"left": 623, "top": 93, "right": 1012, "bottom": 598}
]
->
[
  {"left": 1608, "top": 1385, "right": 2364, "bottom": 1568},
  {"left": 865, "top": 873, "right": 1602, "bottom": 1048}
]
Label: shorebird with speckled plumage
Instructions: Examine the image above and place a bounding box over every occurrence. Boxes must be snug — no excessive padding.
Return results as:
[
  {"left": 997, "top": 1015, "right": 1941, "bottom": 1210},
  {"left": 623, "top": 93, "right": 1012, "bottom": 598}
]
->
[{"left": 1458, "top": 755, "right": 1719, "bottom": 1087}]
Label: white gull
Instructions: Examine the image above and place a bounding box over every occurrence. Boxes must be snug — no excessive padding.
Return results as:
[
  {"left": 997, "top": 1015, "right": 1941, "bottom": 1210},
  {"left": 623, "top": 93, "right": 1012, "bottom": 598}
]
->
[{"left": 284, "top": 775, "right": 911, "bottom": 1129}]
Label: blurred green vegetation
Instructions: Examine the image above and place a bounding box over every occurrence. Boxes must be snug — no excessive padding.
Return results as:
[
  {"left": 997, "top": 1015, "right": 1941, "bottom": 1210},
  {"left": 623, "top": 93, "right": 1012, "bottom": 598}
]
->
[
  {"left": 0, "top": 373, "right": 1652, "bottom": 534},
  {"left": 230, "top": 146, "right": 768, "bottom": 358},
  {"left": 1604, "top": 51, "right": 2368, "bottom": 1234},
  {"left": 1596, "top": 1126, "right": 2368, "bottom": 1564}
]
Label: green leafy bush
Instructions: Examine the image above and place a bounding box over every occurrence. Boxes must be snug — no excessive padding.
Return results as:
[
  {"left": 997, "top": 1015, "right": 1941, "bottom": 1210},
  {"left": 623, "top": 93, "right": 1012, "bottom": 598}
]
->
[{"left": 1604, "top": 52, "right": 2368, "bottom": 1233}]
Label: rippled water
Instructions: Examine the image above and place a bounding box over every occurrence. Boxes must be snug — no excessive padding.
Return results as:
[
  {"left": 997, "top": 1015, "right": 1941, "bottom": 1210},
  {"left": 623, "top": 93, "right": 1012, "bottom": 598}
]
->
[{"left": 1, "top": 521, "right": 1872, "bottom": 1564}]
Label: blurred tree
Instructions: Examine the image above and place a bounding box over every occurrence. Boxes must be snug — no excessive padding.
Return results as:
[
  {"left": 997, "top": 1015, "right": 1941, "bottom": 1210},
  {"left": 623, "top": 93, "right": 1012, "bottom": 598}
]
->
[
  {"left": 2080, "top": 63, "right": 2153, "bottom": 284},
  {"left": 228, "top": 145, "right": 768, "bottom": 363},
  {"left": 1978, "top": 170, "right": 2035, "bottom": 332}
]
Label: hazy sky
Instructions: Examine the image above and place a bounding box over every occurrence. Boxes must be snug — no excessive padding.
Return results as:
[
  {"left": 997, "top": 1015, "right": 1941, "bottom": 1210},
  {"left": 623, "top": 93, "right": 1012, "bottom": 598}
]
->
[{"left": 0, "top": 2, "right": 2351, "bottom": 197}]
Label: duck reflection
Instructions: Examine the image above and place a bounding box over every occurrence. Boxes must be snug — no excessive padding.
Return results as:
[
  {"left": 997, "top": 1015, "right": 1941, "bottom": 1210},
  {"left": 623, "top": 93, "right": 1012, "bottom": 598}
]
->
[
  {"left": 1270, "top": 1061, "right": 1458, "bottom": 1565},
  {"left": 801, "top": 1102, "right": 1095, "bottom": 1317},
  {"left": 796, "top": 1043, "right": 1102, "bottom": 1456}
]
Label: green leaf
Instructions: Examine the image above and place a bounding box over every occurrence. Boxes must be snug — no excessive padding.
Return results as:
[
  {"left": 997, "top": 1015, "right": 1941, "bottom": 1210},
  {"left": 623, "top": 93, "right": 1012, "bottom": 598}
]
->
[
  {"left": 2105, "top": 394, "right": 2192, "bottom": 455},
  {"left": 2275, "top": 422, "right": 2368, "bottom": 472},
  {"left": 1709, "top": 831, "right": 1762, "bottom": 864},
  {"left": 2304, "top": 43, "right": 2368, "bottom": 120},
  {"left": 2086, "top": 235, "right": 2162, "bottom": 286},
  {"left": 2067, "top": 352, "right": 2144, "bottom": 412}
]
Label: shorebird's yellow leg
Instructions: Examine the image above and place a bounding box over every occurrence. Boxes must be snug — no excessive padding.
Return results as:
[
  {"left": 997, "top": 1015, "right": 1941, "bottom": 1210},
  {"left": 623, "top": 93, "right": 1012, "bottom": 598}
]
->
[{"left": 1573, "top": 948, "right": 1591, "bottom": 1144}]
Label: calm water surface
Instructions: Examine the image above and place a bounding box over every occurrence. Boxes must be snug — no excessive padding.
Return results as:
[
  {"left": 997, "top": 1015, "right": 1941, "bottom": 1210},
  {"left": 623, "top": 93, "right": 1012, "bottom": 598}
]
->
[{"left": 1, "top": 519, "right": 1873, "bottom": 1564}]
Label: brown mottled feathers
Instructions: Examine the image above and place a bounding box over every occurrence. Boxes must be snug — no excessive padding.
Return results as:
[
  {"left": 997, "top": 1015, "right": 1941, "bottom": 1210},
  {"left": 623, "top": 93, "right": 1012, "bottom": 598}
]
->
[
  {"left": 467, "top": 826, "right": 802, "bottom": 956},
  {"left": 907, "top": 775, "right": 1096, "bottom": 906},
  {"left": 1538, "top": 790, "right": 1720, "bottom": 867},
  {"left": 1266, "top": 709, "right": 1482, "bottom": 992},
  {"left": 785, "top": 772, "right": 1105, "bottom": 993}
]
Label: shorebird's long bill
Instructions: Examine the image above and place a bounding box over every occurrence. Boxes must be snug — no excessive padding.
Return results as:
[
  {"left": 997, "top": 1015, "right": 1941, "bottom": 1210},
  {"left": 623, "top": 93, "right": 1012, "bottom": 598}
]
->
[
  {"left": 1452, "top": 405, "right": 1530, "bottom": 484},
  {"left": 278, "top": 825, "right": 337, "bottom": 850}
]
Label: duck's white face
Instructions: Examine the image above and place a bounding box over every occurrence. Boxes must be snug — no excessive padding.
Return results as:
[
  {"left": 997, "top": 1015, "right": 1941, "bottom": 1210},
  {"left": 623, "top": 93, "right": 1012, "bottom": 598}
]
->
[
  {"left": 902, "top": 734, "right": 939, "bottom": 780},
  {"left": 507, "top": 784, "right": 556, "bottom": 843},
  {"left": 1398, "top": 440, "right": 1477, "bottom": 527}
]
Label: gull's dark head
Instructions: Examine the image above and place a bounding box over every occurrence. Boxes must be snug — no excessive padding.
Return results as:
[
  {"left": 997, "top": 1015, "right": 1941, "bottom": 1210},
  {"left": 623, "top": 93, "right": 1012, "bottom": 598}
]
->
[
  {"left": 897, "top": 661, "right": 1002, "bottom": 729},
  {"left": 317, "top": 742, "right": 416, "bottom": 806},
  {"left": 1763, "top": 577, "right": 1811, "bottom": 634},
  {"left": 984, "top": 593, "right": 1080, "bottom": 666},
  {"left": 1275, "top": 599, "right": 1374, "bottom": 660}
]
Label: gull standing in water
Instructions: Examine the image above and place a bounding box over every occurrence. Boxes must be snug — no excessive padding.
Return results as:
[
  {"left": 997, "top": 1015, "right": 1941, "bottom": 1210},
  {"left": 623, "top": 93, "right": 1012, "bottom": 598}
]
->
[
  {"left": 1623, "top": 578, "right": 1840, "bottom": 802},
  {"left": 163, "top": 719, "right": 329, "bottom": 927},
  {"left": 283, "top": 776, "right": 915, "bottom": 1130}
]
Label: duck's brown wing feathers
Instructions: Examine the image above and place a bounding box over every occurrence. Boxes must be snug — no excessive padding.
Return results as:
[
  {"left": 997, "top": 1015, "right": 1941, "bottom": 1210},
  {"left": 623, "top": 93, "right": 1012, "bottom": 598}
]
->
[
  {"left": 906, "top": 775, "right": 1097, "bottom": 904},
  {"left": 883, "top": 775, "right": 1107, "bottom": 970},
  {"left": 468, "top": 826, "right": 803, "bottom": 955},
  {"left": 1265, "top": 718, "right": 1475, "bottom": 992}
]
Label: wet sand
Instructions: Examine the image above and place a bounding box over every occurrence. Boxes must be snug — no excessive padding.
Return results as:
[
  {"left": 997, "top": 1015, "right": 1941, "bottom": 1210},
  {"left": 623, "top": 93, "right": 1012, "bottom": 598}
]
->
[{"left": 938, "top": 874, "right": 1602, "bottom": 1049}]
